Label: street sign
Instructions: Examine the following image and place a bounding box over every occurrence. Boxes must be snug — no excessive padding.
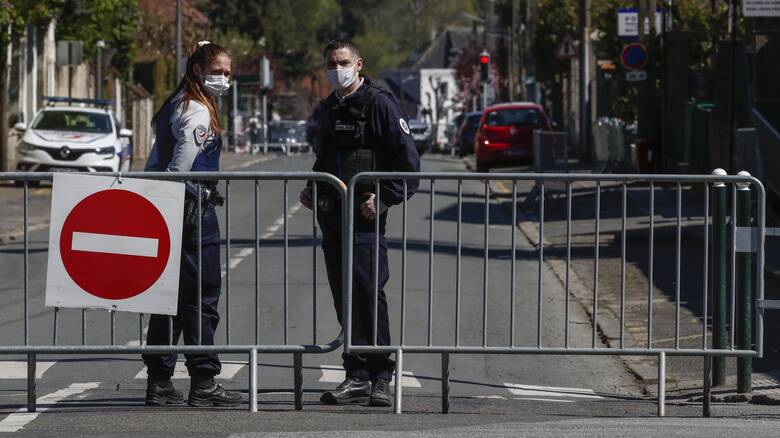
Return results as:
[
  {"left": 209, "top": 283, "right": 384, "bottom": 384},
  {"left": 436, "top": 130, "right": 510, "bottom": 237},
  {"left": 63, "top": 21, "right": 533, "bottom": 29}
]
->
[
  {"left": 626, "top": 70, "right": 648, "bottom": 82},
  {"left": 45, "top": 174, "right": 184, "bottom": 315},
  {"left": 620, "top": 43, "right": 649, "bottom": 70},
  {"left": 55, "top": 41, "right": 83, "bottom": 66},
  {"left": 556, "top": 38, "right": 576, "bottom": 59},
  {"left": 260, "top": 56, "right": 274, "bottom": 90},
  {"left": 617, "top": 8, "right": 667, "bottom": 38},
  {"left": 743, "top": 0, "right": 780, "bottom": 17}
]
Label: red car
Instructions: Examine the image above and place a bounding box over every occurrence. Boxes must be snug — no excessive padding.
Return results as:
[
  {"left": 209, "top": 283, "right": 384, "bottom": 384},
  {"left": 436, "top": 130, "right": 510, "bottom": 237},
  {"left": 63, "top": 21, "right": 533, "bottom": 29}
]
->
[{"left": 474, "top": 102, "right": 553, "bottom": 172}]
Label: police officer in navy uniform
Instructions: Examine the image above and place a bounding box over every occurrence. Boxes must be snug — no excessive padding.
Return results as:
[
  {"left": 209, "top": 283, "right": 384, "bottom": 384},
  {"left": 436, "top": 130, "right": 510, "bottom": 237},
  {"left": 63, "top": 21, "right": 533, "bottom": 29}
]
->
[
  {"left": 300, "top": 39, "right": 420, "bottom": 407},
  {"left": 142, "top": 41, "right": 241, "bottom": 408}
]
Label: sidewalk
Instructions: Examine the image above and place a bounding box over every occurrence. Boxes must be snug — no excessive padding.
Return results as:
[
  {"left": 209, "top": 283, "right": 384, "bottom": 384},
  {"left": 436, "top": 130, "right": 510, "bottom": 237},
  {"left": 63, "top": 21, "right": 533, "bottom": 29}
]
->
[
  {"left": 0, "top": 151, "right": 278, "bottom": 244},
  {"left": 463, "top": 156, "right": 780, "bottom": 402}
]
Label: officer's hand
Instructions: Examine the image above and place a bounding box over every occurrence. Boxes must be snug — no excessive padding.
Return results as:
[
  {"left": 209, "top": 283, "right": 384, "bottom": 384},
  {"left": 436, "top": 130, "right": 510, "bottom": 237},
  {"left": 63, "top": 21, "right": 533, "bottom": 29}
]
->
[
  {"left": 360, "top": 192, "right": 388, "bottom": 221},
  {"left": 299, "top": 187, "right": 313, "bottom": 210}
]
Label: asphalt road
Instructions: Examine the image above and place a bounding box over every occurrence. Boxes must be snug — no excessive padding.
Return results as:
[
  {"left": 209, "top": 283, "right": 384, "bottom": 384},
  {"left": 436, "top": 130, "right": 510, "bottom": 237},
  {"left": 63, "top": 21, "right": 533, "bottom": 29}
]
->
[{"left": 0, "top": 153, "right": 779, "bottom": 436}]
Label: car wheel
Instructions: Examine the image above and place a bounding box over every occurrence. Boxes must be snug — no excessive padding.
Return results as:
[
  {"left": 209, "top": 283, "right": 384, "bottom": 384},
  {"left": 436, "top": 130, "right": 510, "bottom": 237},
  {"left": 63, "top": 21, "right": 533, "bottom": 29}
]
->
[{"left": 476, "top": 161, "right": 489, "bottom": 173}]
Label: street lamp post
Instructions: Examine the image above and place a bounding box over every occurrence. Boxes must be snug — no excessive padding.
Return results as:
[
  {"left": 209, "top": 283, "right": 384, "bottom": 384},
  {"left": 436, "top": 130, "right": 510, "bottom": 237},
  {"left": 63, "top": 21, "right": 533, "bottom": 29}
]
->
[{"left": 96, "top": 40, "right": 106, "bottom": 100}]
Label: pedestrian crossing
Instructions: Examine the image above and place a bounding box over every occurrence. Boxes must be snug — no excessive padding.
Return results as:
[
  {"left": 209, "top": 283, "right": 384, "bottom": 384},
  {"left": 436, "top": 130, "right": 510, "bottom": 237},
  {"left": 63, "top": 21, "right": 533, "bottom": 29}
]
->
[{"left": 0, "top": 359, "right": 603, "bottom": 402}]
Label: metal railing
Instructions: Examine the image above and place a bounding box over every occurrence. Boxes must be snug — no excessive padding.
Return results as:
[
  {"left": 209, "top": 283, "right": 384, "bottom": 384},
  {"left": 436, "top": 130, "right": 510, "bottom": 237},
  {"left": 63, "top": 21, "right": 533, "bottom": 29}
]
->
[
  {"left": 0, "top": 171, "right": 348, "bottom": 413},
  {"left": 346, "top": 171, "right": 766, "bottom": 416}
]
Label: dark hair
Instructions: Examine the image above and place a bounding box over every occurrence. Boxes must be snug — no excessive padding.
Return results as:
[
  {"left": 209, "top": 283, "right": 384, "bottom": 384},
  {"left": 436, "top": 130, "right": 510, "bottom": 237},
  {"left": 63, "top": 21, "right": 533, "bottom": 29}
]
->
[
  {"left": 323, "top": 39, "right": 360, "bottom": 59},
  {"left": 152, "top": 42, "right": 230, "bottom": 134}
]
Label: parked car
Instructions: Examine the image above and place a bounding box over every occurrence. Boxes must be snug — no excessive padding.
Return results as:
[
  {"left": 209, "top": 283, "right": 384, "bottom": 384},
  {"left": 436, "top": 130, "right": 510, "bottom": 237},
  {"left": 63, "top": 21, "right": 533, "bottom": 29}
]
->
[
  {"left": 407, "top": 118, "right": 431, "bottom": 156},
  {"left": 15, "top": 96, "right": 131, "bottom": 176},
  {"left": 457, "top": 111, "right": 483, "bottom": 157},
  {"left": 474, "top": 102, "right": 553, "bottom": 172},
  {"left": 268, "top": 119, "right": 308, "bottom": 152}
]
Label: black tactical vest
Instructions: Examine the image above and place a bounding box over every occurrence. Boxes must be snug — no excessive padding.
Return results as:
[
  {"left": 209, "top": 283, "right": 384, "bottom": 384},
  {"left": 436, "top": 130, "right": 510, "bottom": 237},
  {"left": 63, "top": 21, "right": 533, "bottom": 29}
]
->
[{"left": 312, "top": 79, "right": 387, "bottom": 193}]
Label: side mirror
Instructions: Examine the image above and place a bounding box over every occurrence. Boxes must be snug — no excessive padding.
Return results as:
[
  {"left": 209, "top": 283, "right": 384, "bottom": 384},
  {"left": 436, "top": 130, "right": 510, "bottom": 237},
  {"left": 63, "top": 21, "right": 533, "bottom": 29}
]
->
[
  {"left": 119, "top": 128, "right": 133, "bottom": 138},
  {"left": 14, "top": 122, "right": 26, "bottom": 132}
]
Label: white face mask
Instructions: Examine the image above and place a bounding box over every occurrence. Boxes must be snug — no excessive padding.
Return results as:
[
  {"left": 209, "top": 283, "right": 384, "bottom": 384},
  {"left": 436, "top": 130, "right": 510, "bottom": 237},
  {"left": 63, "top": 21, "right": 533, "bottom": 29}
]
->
[
  {"left": 203, "top": 74, "right": 230, "bottom": 96},
  {"left": 326, "top": 61, "right": 358, "bottom": 90}
]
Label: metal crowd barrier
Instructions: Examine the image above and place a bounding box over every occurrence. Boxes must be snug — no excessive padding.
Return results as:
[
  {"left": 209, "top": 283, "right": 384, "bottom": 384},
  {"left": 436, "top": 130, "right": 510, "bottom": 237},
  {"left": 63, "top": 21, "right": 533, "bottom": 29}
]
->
[
  {"left": 346, "top": 171, "right": 766, "bottom": 416},
  {"left": 0, "top": 171, "right": 347, "bottom": 413}
]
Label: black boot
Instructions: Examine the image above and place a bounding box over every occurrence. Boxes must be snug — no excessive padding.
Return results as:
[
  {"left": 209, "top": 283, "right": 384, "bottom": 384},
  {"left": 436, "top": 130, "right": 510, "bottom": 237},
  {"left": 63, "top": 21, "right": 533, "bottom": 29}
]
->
[
  {"left": 320, "top": 377, "right": 371, "bottom": 405},
  {"left": 188, "top": 377, "right": 242, "bottom": 407},
  {"left": 145, "top": 377, "right": 184, "bottom": 406},
  {"left": 368, "top": 378, "right": 392, "bottom": 407}
]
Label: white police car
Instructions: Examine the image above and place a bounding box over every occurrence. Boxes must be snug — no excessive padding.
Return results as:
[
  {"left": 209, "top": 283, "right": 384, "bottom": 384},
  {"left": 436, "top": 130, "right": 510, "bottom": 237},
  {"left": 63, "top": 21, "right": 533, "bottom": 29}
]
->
[{"left": 15, "top": 97, "right": 132, "bottom": 174}]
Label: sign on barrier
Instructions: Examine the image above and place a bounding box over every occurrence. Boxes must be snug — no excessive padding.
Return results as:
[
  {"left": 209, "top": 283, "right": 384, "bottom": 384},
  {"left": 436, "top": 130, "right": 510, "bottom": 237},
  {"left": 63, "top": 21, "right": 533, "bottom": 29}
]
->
[{"left": 45, "top": 173, "right": 184, "bottom": 314}]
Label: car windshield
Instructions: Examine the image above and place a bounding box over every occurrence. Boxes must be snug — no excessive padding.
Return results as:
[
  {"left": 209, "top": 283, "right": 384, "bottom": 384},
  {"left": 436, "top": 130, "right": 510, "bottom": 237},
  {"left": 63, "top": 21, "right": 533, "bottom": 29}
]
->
[
  {"left": 269, "top": 121, "right": 306, "bottom": 142},
  {"left": 33, "top": 111, "right": 113, "bottom": 134},
  {"left": 485, "top": 108, "right": 540, "bottom": 127}
]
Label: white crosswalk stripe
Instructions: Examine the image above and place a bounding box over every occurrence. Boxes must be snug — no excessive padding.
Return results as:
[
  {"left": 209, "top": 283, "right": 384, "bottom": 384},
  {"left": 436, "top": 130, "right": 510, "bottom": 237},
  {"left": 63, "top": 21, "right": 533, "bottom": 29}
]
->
[
  {"left": 503, "top": 382, "right": 602, "bottom": 399},
  {"left": 0, "top": 361, "right": 57, "bottom": 379},
  {"left": 0, "top": 382, "right": 100, "bottom": 433}
]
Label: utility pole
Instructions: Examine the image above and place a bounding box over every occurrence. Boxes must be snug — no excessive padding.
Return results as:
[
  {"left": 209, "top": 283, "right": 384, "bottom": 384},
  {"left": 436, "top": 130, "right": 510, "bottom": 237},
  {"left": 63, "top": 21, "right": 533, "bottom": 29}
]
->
[
  {"left": 509, "top": 0, "right": 520, "bottom": 101},
  {"left": 578, "top": 0, "right": 590, "bottom": 158},
  {"left": 638, "top": 0, "right": 658, "bottom": 169},
  {"left": 96, "top": 40, "right": 105, "bottom": 100},
  {"left": 176, "top": 0, "right": 182, "bottom": 81},
  {"left": 727, "top": 0, "right": 738, "bottom": 173}
]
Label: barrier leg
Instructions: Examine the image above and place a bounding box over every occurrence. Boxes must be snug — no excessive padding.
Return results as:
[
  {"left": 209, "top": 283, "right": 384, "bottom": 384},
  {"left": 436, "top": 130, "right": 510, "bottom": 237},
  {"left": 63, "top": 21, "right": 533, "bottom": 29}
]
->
[
  {"left": 27, "top": 353, "right": 36, "bottom": 413},
  {"left": 249, "top": 348, "right": 258, "bottom": 413},
  {"left": 441, "top": 353, "right": 450, "bottom": 414},
  {"left": 703, "top": 355, "right": 712, "bottom": 418},
  {"left": 657, "top": 352, "right": 665, "bottom": 417},
  {"left": 294, "top": 352, "right": 303, "bottom": 411},
  {"left": 394, "top": 349, "right": 403, "bottom": 415}
]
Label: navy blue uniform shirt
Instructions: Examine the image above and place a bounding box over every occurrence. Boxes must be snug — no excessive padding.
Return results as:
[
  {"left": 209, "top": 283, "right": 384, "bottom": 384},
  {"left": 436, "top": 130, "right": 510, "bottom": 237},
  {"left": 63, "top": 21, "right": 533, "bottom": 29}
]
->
[{"left": 323, "top": 78, "right": 420, "bottom": 205}]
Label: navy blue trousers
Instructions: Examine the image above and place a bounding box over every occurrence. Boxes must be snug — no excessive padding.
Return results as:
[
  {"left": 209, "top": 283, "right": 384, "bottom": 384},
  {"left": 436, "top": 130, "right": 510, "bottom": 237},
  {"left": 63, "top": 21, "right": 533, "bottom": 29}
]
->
[
  {"left": 143, "top": 206, "right": 222, "bottom": 380},
  {"left": 318, "top": 208, "right": 395, "bottom": 381}
]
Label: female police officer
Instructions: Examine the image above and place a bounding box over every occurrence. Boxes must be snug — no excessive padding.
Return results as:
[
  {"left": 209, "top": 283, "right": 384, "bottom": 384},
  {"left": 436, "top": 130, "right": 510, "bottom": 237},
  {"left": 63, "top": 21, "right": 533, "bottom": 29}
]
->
[{"left": 142, "top": 41, "right": 241, "bottom": 408}]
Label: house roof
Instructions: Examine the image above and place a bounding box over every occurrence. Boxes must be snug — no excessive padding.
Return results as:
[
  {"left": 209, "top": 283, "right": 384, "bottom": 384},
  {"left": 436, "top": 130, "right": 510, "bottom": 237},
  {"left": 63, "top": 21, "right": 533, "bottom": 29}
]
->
[{"left": 403, "top": 27, "right": 477, "bottom": 70}]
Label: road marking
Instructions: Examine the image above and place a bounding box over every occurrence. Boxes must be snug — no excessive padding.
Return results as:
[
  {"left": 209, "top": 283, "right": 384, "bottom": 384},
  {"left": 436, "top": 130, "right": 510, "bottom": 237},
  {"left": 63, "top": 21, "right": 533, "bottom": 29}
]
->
[
  {"left": 0, "top": 382, "right": 99, "bottom": 433},
  {"left": 0, "top": 361, "right": 57, "bottom": 379},
  {"left": 134, "top": 360, "right": 245, "bottom": 380},
  {"left": 511, "top": 397, "right": 575, "bottom": 403},
  {"left": 71, "top": 232, "right": 158, "bottom": 257},
  {"left": 318, "top": 365, "right": 422, "bottom": 388},
  {"left": 220, "top": 204, "right": 302, "bottom": 279},
  {"left": 225, "top": 155, "right": 276, "bottom": 170},
  {"left": 503, "top": 382, "right": 602, "bottom": 399}
]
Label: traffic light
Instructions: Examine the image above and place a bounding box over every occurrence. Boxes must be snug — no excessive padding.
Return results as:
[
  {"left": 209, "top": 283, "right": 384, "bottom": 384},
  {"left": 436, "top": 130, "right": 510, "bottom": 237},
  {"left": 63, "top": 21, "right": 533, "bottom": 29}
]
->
[{"left": 479, "top": 50, "right": 490, "bottom": 83}]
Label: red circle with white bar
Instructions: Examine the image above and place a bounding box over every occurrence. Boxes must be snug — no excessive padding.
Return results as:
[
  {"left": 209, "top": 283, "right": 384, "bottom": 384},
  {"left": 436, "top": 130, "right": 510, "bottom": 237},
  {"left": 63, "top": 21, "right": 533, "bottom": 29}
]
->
[{"left": 59, "top": 189, "right": 171, "bottom": 300}]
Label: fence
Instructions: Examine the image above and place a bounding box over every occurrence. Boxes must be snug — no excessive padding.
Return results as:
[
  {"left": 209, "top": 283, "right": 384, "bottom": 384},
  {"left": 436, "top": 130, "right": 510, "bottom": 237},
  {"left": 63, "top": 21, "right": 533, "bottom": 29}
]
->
[
  {"left": 346, "top": 171, "right": 766, "bottom": 416},
  {"left": 0, "top": 171, "right": 347, "bottom": 413}
]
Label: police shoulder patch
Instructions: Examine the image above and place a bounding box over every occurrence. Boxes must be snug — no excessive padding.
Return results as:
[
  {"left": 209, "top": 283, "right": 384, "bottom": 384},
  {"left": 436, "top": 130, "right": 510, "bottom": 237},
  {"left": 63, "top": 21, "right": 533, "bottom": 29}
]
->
[
  {"left": 193, "top": 125, "right": 209, "bottom": 147},
  {"left": 399, "top": 118, "right": 410, "bottom": 135}
]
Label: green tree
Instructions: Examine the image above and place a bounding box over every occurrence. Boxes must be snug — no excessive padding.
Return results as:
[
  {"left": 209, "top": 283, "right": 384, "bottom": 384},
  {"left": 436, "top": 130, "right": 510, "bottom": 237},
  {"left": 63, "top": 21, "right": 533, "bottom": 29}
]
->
[
  {"left": 56, "top": 0, "right": 141, "bottom": 75},
  {"left": 262, "top": 0, "right": 342, "bottom": 81},
  {"left": 0, "top": 0, "right": 64, "bottom": 171}
]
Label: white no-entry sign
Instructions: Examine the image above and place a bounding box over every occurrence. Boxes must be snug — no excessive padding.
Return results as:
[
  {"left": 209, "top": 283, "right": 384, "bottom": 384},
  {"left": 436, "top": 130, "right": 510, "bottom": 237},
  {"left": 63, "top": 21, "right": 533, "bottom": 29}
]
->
[{"left": 45, "top": 173, "right": 184, "bottom": 315}]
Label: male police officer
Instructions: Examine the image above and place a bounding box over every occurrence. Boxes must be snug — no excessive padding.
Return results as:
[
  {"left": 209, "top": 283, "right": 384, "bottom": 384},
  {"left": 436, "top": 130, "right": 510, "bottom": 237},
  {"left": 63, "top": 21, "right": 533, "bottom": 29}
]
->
[{"left": 300, "top": 39, "right": 419, "bottom": 407}]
